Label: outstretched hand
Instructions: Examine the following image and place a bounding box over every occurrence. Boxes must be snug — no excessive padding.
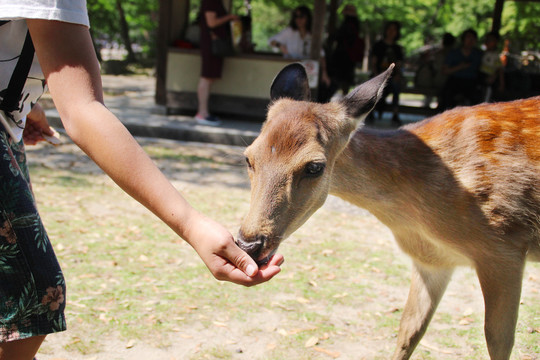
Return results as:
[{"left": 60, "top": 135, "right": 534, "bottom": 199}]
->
[{"left": 185, "top": 212, "right": 283, "bottom": 286}]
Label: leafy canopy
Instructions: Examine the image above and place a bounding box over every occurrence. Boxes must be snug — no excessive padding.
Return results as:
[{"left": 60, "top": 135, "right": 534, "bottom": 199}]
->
[{"left": 88, "top": 0, "right": 540, "bottom": 60}]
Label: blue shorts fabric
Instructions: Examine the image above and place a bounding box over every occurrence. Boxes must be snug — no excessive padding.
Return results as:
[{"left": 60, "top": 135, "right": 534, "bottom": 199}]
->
[{"left": 0, "top": 129, "right": 66, "bottom": 342}]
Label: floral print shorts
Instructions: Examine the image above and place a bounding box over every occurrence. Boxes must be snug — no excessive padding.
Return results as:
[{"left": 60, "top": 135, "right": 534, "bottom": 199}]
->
[{"left": 0, "top": 129, "right": 66, "bottom": 342}]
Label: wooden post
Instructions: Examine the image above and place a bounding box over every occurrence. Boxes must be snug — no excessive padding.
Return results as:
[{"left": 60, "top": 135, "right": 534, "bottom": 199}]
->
[
  {"left": 155, "top": 0, "right": 172, "bottom": 105},
  {"left": 310, "top": 0, "right": 326, "bottom": 60},
  {"left": 492, "top": 0, "right": 505, "bottom": 33},
  {"left": 327, "top": 0, "right": 339, "bottom": 38}
]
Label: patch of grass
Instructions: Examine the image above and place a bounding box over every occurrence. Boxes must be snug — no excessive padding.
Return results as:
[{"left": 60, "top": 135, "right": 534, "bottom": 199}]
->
[
  {"left": 190, "top": 346, "right": 235, "bottom": 360},
  {"left": 143, "top": 145, "right": 215, "bottom": 163},
  {"left": 63, "top": 336, "right": 102, "bottom": 355},
  {"left": 515, "top": 301, "right": 540, "bottom": 357},
  {"left": 28, "top": 141, "right": 540, "bottom": 359}
]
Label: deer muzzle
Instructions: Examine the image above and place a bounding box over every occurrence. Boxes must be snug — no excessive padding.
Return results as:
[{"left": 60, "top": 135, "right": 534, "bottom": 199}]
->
[{"left": 236, "top": 232, "right": 278, "bottom": 266}]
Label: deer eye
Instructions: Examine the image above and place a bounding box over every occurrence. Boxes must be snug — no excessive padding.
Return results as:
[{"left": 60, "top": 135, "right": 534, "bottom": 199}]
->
[
  {"left": 304, "top": 162, "right": 325, "bottom": 177},
  {"left": 245, "top": 157, "right": 253, "bottom": 170}
]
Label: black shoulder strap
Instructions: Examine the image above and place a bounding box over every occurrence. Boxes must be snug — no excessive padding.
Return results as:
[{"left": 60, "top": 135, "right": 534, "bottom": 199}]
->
[{"left": 0, "top": 29, "right": 35, "bottom": 113}]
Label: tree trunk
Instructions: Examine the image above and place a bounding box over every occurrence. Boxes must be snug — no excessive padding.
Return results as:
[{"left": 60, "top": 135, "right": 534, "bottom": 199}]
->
[
  {"left": 427, "top": 0, "right": 445, "bottom": 29},
  {"left": 116, "top": 0, "right": 137, "bottom": 63},
  {"left": 89, "top": 27, "right": 103, "bottom": 63}
]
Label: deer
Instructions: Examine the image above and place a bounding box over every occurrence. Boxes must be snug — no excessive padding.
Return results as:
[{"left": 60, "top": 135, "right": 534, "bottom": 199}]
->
[{"left": 236, "top": 63, "right": 540, "bottom": 360}]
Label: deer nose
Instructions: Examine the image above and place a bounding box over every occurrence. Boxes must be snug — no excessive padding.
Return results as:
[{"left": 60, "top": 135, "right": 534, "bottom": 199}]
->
[{"left": 236, "top": 233, "right": 267, "bottom": 263}]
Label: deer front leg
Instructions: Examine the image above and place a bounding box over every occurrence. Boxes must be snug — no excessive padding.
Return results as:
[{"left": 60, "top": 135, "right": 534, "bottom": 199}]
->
[
  {"left": 476, "top": 256, "right": 525, "bottom": 360},
  {"left": 392, "top": 262, "right": 453, "bottom": 360}
]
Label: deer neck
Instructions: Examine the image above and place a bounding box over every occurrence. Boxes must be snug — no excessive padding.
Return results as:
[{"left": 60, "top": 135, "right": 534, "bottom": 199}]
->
[{"left": 330, "top": 126, "right": 433, "bottom": 218}]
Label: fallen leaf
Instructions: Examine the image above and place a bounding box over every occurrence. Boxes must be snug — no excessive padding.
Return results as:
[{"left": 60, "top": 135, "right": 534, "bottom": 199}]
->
[
  {"left": 314, "top": 347, "right": 341, "bottom": 358},
  {"left": 296, "top": 297, "right": 310, "bottom": 304},
  {"left": 462, "top": 308, "right": 474, "bottom": 316},
  {"left": 125, "top": 339, "right": 135, "bottom": 349},
  {"left": 68, "top": 301, "right": 87, "bottom": 308},
  {"left": 78, "top": 273, "right": 96, "bottom": 279},
  {"left": 419, "top": 341, "right": 455, "bottom": 354},
  {"left": 305, "top": 336, "right": 319, "bottom": 347},
  {"left": 288, "top": 327, "right": 317, "bottom": 335},
  {"left": 326, "top": 273, "right": 336, "bottom": 280},
  {"left": 277, "top": 328, "right": 288, "bottom": 336},
  {"left": 213, "top": 321, "right": 227, "bottom": 328}
]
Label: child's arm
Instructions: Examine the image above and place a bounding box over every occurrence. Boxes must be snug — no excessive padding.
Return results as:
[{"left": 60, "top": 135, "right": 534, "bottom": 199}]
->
[{"left": 27, "top": 19, "right": 283, "bottom": 286}]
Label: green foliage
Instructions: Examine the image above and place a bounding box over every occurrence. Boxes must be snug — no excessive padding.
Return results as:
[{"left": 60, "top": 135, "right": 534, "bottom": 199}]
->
[
  {"left": 245, "top": 0, "right": 539, "bottom": 56},
  {"left": 120, "top": 1, "right": 160, "bottom": 56},
  {"left": 250, "top": 0, "right": 291, "bottom": 52},
  {"left": 322, "top": 0, "right": 527, "bottom": 55},
  {"left": 502, "top": 1, "right": 540, "bottom": 51},
  {"left": 88, "top": 0, "right": 159, "bottom": 60},
  {"left": 87, "top": 0, "right": 539, "bottom": 63},
  {"left": 87, "top": 0, "right": 120, "bottom": 42}
]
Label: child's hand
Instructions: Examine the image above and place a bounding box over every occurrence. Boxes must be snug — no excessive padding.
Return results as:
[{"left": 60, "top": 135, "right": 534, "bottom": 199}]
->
[{"left": 186, "top": 212, "right": 283, "bottom": 286}]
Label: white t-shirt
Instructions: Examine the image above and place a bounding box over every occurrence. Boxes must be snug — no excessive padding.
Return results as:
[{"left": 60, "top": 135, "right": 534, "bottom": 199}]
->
[
  {"left": 269, "top": 27, "right": 312, "bottom": 60},
  {"left": 480, "top": 50, "right": 503, "bottom": 76},
  {"left": 0, "top": 0, "right": 89, "bottom": 141}
]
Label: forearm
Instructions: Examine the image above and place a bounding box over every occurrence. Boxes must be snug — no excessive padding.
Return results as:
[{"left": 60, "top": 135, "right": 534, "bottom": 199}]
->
[
  {"left": 65, "top": 103, "right": 198, "bottom": 240},
  {"left": 444, "top": 62, "right": 467, "bottom": 75},
  {"left": 205, "top": 12, "right": 234, "bottom": 29},
  {"left": 28, "top": 19, "right": 197, "bottom": 242},
  {"left": 268, "top": 29, "right": 287, "bottom": 49},
  {"left": 269, "top": 39, "right": 280, "bottom": 47}
]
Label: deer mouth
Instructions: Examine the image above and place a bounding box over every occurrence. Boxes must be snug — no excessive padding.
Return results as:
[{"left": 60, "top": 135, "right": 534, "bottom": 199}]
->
[
  {"left": 255, "top": 248, "right": 278, "bottom": 266},
  {"left": 236, "top": 233, "right": 280, "bottom": 266}
]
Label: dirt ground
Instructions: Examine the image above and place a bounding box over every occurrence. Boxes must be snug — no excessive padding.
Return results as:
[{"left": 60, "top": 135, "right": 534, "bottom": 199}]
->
[{"left": 26, "top": 138, "right": 539, "bottom": 360}]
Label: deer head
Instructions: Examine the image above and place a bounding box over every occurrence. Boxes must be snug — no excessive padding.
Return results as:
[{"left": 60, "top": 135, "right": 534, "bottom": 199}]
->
[{"left": 237, "top": 63, "right": 394, "bottom": 264}]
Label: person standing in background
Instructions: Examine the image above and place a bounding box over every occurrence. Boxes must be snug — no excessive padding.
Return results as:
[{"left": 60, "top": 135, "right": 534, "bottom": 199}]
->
[
  {"left": 369, "top": 20, "right": 404, "bottom": 126},
  {"left": 431, "top": 32, "right": 456, "bottom": 106},
  {"left": 268, "top": 5, "right": 313, "bottom": 59},
  {"left": 480, "top": 31, "right": 505, "bottom": 102},
  {"left": 268, "top": 6, "right": 330, "bottom": 87},
  {"left": 439, "top": 28, "right": 483, "bottom": 111},
  {"left": 195, "top": 0, "right": 239, "bottom": 126},
  {"left": 319, "top": 4, "right": 365, "bottom": 102}
]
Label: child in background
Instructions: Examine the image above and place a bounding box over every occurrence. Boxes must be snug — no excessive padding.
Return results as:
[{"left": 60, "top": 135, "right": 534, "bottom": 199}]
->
[{"left": 480, "top": 31, "right": 505, "bottom": 102}]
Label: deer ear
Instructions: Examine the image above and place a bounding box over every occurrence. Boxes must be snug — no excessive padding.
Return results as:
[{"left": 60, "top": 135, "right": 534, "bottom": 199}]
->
[
  {"left": 270, "top": 63, "right": 311, "bottom": 101},
  {"left": 340, "top": 64, "right": 395, "bottom": 119}
]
